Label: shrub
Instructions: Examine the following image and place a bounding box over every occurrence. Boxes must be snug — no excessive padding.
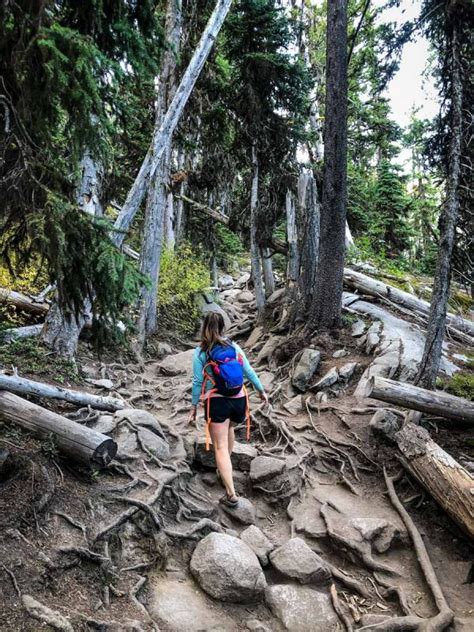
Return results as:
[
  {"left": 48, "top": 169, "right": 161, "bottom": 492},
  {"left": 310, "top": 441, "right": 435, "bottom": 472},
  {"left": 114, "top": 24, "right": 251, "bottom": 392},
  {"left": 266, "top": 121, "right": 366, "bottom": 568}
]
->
[{"left": 157, "top": 244, "right": 210, "bottom": 336}]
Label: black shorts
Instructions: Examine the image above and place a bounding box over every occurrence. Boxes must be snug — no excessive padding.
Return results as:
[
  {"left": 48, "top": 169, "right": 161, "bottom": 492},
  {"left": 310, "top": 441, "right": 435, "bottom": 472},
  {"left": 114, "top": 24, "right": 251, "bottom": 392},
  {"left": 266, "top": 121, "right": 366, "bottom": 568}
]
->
[{"left": 204, "top": 396, "right": 247, "bottom": 424}]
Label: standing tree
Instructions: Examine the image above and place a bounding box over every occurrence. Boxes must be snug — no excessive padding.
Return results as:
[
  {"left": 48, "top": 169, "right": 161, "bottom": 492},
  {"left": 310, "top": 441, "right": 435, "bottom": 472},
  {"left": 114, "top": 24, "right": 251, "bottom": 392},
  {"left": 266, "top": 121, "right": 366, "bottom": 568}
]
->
[
  {"left": 308, "top": 0, "right": 348, "bottom": 330},
  {"left": 416, "top": 0, "right": 472, "bottom": 388}
]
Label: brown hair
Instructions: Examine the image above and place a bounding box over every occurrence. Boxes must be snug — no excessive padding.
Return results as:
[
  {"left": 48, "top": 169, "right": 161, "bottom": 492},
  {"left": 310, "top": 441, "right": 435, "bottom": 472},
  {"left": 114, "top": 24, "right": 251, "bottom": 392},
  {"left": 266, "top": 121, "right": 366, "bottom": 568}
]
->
[{"left": 200, "top": 312, "right": 229, "bottom": 353}]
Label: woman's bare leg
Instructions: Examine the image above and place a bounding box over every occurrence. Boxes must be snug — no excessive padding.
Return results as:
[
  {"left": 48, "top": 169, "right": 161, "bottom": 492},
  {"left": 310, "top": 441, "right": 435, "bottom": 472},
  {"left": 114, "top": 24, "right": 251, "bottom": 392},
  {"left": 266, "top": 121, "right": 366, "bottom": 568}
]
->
[
  {"left": 228, "top": 423, "right": 235, "bottom": 456},
  {"left": 210, "top": 420, "right": 236, "bottom": 499}
]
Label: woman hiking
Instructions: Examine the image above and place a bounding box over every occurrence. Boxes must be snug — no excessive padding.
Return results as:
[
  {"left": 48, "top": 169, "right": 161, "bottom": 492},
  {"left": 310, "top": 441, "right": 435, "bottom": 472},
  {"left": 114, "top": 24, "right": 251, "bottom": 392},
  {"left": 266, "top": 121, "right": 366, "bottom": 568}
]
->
[{"left": 188, "top": 312, "right": 268, "bottom": 507}]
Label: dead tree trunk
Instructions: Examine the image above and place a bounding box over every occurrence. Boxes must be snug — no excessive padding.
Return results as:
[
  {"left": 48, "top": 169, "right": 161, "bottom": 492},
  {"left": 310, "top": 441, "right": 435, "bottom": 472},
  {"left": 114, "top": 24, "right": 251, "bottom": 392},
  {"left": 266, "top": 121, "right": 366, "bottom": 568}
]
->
[
  {"left": 376, "top": 420, "right": 474, "bottom": 540},
  {"left": 0, "top": 392, "right": 117, "bottom": 467},
  {"left": 416, "top": 25, "right": 463, "bottom": 389},
  {"left": 300, "top": 174, "right": 320, "bottom": 315},
  {"left": 250, "top": 143, "right": 265, "bottom": 314},
  {"left": 138, "top": 0, "right": 182, "bottom": 342},
  {"left": 308, "top": 0, "right": 348, "bottom": 330},
  {"left": 0, "top": 289, "right": 49, "bottom": 316},
  {"left": 286, "top": 189, "right": 299, "bottom": 294},
  {"left": 366, "top": 376, "right": 474, "bottom": 424},
  {"left": 261, "top": 248, "right": 275, "bottom": 297},
  {"left": 111, "top": 0, "right": 234, "bottom": 245},
  {"left": 0, "top": 373, "right": 125, "bottom": 412}
]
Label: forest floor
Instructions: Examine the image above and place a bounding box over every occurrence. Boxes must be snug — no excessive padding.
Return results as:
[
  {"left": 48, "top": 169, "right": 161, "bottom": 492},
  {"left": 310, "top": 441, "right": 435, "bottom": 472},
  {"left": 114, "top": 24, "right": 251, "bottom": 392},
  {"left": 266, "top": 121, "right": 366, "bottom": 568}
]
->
[{"left": 0, "top": 281, "right": 473, "bottom": 632}]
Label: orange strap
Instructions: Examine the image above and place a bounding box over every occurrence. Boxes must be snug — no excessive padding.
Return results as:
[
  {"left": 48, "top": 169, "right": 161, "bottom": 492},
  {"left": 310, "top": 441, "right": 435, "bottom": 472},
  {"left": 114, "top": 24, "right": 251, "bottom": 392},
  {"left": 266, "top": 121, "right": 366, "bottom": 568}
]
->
[{"left": 244, "top": 385, "right": 251, "bottom": 442}]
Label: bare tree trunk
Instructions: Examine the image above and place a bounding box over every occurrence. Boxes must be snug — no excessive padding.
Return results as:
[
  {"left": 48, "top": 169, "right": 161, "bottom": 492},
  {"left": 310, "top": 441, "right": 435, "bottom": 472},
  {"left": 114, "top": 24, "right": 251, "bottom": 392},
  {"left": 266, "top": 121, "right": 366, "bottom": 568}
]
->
[
  {"left": 308, "top": 0, "right": 348, "bottom": 330},
  {"left": 174, "top": 148, "right": 187, "bottom": 244},
  {"left": 41, "top": 148, "right": 102, "bottom": 356},
  {"left": 111, "top": 0, "right": 234, "bottom": 246},
  {"left": 261, "top": 248, "right": 275, "bottom": 297},
  {"left": 250, "top": 144, "right": 265, "bottom": 313},
  {"left": 286, "top": 189, "right": 299, "bottom": 291},
  {"left": 416, "top": 26, "right": 462, "bottom": 389},
  {"left": 164, "top": 191, "right": 176, "bottom": 248},
  {"left": 300, "top": 174, "right": 320, "bottom": 314}
]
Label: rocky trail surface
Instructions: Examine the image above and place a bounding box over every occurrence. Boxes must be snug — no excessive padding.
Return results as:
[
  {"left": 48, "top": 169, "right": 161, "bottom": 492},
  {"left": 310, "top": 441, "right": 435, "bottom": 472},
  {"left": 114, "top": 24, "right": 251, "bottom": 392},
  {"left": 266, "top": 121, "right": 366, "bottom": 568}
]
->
[{"left": 0, "top": 275, "right": 473, "bottom": 632}]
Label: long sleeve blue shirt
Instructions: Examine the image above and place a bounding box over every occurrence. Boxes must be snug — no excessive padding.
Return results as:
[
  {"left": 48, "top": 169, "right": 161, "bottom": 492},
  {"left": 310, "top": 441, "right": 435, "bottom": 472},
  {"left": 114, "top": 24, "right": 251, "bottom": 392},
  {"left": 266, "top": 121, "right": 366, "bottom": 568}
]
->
[{"left": 191, "top": 342, "right": 264, "bottom": 405}]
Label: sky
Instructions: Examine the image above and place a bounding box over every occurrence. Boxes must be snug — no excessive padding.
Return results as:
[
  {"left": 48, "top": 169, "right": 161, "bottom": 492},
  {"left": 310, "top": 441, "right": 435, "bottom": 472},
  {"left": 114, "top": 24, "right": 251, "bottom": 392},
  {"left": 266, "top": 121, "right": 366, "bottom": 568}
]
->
[{"left": 374, "top": 0, "right": 439, "bottom": 164}]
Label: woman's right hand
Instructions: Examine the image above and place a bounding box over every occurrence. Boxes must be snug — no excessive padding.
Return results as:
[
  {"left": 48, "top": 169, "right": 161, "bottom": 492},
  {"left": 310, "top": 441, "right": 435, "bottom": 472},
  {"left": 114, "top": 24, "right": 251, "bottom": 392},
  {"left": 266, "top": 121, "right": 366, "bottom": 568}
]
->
[
  {"left": 188, "top": 405, "right": 198, "bottom": 425},
  {"left": 259, "top": 390, "right": 269, "bottom": 405}
]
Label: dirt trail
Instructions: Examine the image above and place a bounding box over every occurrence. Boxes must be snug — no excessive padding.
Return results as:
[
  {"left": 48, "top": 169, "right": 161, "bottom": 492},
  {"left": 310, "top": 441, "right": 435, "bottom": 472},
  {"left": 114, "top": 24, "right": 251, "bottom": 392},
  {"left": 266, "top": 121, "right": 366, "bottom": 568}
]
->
[{"left": 0, "top": 286, "right": 473, "bottom": 632}]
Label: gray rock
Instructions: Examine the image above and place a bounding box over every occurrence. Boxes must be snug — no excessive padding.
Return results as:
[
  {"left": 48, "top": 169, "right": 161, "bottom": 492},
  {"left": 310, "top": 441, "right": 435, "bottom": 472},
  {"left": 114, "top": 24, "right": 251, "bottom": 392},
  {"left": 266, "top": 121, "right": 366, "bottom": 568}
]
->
[
  {"left": 245, "top": 619, "right": 272, "bottom": 632},
  {"left": 269, "top": 538, "right": 330, "bottom": 584},
  {"left": 369, "top": 409, "right": 401, "bottom": 441},
  {"left": 292, "top": 503, "right": 327, "bottom": 539},
  {"left": 137, "top": 427, "right": 170, "bottom": 460},
  {"left": 199, "top": 297, "right": 231, "bottom": 330},
  {"left": 234, "top": 272, "right": 251, "bottom": 289},
  {"left": 190, "top": 533, "right": 266, "bottom": 602},
  {"left": 194, "top": 438, "right": 257, "bottom": 471},
  {"left": 292, "top": 349, "right": 321, "bottom": 392},
  {"left": 114, "top": 409, "right": 166, "bottom": 436},
  {"left": 246, "top": 326, "right": 265, "bottom": 349},
  {"left": 94, "top": 415, "right": 117, "bottom": 434},
  {"left": 87, "top": 378, "right": 114, "bottom": 390},
  {"left": 267, "top": 287, "right": 286, "bottom": 305},
  {"left": 114, "top": 425, "right": 139, "bottom": 456},
  {"left": 157, "top": 348, "right": 195, "bottom": 376},
  {"left": 365, "top": 321, "right": 382, "bottom": 354},
  {"left": 312, "top": 367, "right": 339, "bottom": 390},
  {"left": 155, "top": 341, "right": 173, "bottom": 358},
  {"left": 258, "top": 370, "right": 275, "bottom": 392},
  {"left": 332, "top": 349, "right": 348, "bottom": 358},
  {"left": 351, "top": 319, "right": 366, "bottom": 337},
  {"left": 338, "top": 362, "right": 359, "bottom": 382},
  {"left": 240, "top": 525, "right": 274, "bottom": 566},
  {"left": 218, "top": 274, "right": 234, "bottom": 289},
  {"left": 283, "top": 394, "right": 304, "bottom": 416},
  {"left": 313, "top": 392, "right": 328, "bottom": 404},
  {"left": 250, "top": 456, "right": 286, "bottom": 484},
  {"left": 265, "top": 585, "right": 339, "bottom": 632},
  {"left": 237, "top": 290, "right": 254, "bottom": 304},
  {"left": 221, "top": 497, "right": 257, "bottom": 525}
]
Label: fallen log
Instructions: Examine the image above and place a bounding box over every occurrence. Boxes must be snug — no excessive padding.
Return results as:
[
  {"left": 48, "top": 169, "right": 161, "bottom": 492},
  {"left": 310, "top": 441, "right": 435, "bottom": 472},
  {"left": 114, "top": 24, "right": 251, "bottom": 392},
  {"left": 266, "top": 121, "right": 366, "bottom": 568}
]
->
[
  {"left": 0, "top": 392, "right": 117, "bottom": 467},
  {"left": 1, "top": 324, "right": 44, "bottom": 343},
  {"left": 0, "top": 374, "right": 125, "bottom": 412},
  {"left": 0, "top": 288, "right": 49, "bottom": 316},
  {"left": 344, "top": 268, "right": 474, "bottom": 339},
  {"left": 366, "top": 376, "right": 474, "bottom": 424},
  {"left": 374, "top": 419, "right": 474, "bottom": 541}
]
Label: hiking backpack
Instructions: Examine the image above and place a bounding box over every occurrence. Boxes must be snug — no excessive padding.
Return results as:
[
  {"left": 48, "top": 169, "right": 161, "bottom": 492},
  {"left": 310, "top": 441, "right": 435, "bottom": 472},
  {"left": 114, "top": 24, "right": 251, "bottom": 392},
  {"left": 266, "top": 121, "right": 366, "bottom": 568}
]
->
[{"left": 205, "top": 343, "right": 244, "bottom": 396}]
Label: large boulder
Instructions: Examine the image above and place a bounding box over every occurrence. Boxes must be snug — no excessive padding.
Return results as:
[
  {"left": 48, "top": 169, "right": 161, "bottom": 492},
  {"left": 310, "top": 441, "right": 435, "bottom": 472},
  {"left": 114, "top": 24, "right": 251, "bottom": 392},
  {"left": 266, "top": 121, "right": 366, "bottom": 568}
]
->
[
  {"left": 311, "top": 367, "right": 339, "bottom": 390},
  {"left": 157, "top": 348, "right": 195, "bottom": 376},
  {"left": 269, "top": 538, "right": 330, "bottom": 584},
  {"left": 265, "top": 585, "right": 339, "bottom": 632},
  {"left": 237, "top": 290, "right": 254, "bottom": 304},
  {"left": 250, "top": 456, "right": 286, "bottom": 484},
  {"left": 240, "top": 525, "right": 274, "bottom": 566},
  {"left": 198, "top": 294, "right": 231, "bottom": 329},
  {"left": 283, "top": 394, "right": 304, "bottom": 416},
  {"left": 190, "top": 533, "right": 266, "bottom": 602},
  {"left": 292, "top": 349, "right": 321, "bottom": 392},
  {"left": 218, "top": 274, "right": 234, "bottom": 289},
  {"left": 194, "top": 438, "right": 257, "bottom": 471},
  {"left": 250, "top": 456, "right": 299, "bottom": 504}
]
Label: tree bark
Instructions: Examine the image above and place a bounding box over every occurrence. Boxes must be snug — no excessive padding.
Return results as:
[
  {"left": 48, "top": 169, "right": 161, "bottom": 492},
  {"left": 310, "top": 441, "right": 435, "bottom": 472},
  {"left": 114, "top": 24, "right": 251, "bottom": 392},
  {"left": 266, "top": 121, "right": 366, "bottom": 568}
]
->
[
  {"left": 0, "top": 392, "right": 117, "bottom": 467},
  {"left": 300, "top": 174, "right": 320, "bottom": 314},
  {"left": 111, "top": 0, "right": 234, "bottom": 246},
  {"left": 0, "top": 373, "right": 125, "bottom": 412},
  {"left": 377, "top": 421, "right": 474, "bottom": 540},
  {"left": 416, "top": 25, "right": 463, "bottom": 389},
  {"left": 308, "top": 0, "right": 348, "bottom": 330},
  {"left": 250, "top": 143, "right": 265, "bottom": 313},
  {"left": 261, "top": 248, "right": 275, "bottom": 297},
  {"left": 286, "top": 189, "right": 299, "bottom": 289},
  {"left": 366, "top": 376, "right": 474, "bottom": 424}
]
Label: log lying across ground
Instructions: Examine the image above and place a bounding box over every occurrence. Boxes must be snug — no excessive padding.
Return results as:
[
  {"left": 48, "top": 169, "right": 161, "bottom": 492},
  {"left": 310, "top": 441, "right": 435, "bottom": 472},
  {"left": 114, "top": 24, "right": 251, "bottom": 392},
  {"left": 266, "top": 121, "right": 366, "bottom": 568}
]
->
[
  {"left": 0, "top": 288, "right": 50, "bottom": 316},
  {"left": 1, "top": 324, "right": 44, "bottom": 343},
  {"left": 374, "top": 419, "right": 474, "bottom": 540},
  {"left": 0, "top": 392, "right": 117, "bottom": 467},
  {"left": 0, "top": 374, "right": 125, "bottom": 412},
  {"left": 366, "top": 376, "right": 474, "bottom": 424},
  {"left": 344, "top": 267, "right": 474, "bottom": 339}
]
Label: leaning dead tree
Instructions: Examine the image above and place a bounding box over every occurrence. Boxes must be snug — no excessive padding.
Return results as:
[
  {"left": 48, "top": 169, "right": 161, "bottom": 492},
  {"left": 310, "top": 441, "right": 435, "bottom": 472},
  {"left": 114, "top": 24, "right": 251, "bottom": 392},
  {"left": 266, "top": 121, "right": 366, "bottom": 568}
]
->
[
  {"left": 0, "top": 392, "right": 117, "bottom": 467},
  {"left": 250, "top": 144, "right": 265, "bottom": 314}
]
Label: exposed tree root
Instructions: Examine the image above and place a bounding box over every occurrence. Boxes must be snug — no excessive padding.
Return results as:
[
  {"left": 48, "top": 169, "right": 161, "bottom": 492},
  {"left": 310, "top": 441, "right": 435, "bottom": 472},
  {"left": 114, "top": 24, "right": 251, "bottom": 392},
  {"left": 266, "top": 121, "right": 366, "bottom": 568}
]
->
[
  {"left": 330, "top": 582, "right": 354, "bottom": 631},
  {"left": 22, "top": 595, "right": 74, "bottom": 632}
]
